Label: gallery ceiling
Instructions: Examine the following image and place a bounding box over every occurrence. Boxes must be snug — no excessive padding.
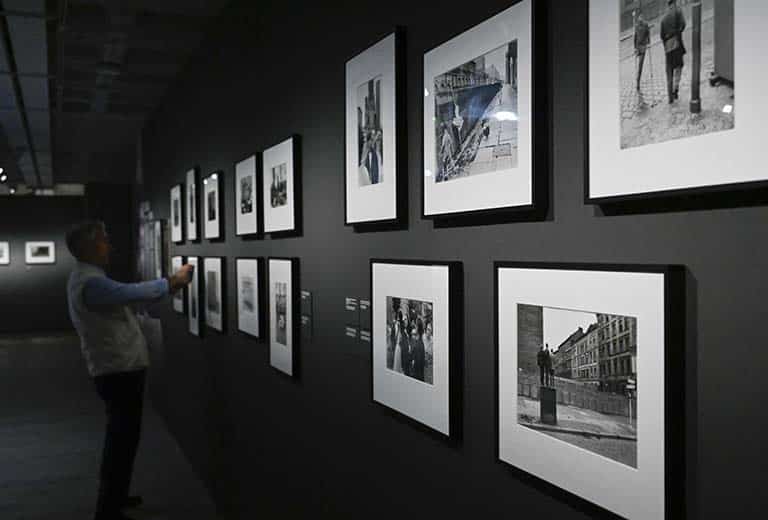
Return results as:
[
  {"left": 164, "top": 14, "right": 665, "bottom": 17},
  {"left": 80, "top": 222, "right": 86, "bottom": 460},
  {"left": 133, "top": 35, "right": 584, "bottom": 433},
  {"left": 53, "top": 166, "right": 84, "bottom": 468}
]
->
[{"left": 0, "top": 0, "right": 227, "bottom": 191}]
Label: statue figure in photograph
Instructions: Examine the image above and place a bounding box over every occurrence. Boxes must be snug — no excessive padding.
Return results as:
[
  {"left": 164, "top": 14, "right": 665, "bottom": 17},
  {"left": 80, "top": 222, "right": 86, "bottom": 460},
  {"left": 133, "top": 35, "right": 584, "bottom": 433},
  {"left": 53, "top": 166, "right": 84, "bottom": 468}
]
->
[{"left": 537, "top": 343, "right": 552, "bottom": 387}]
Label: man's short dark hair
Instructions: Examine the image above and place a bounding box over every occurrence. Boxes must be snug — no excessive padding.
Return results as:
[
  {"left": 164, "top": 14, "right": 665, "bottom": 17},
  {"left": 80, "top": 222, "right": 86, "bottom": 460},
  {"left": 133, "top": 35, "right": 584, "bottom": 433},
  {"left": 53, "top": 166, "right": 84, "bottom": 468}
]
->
[{"left": 65, "top": 220, "right": 105, "bottom": 261}]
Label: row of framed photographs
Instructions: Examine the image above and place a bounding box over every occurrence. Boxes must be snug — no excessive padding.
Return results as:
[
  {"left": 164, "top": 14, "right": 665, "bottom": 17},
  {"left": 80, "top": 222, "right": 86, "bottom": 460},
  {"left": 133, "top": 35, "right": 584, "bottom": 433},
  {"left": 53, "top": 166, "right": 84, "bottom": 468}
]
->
[
  {"left": 170, "top": 1, "right": 758, "bottom": 235},
  {"left": 371, "top": 259, "right": 684, "bottom": 520},
  {"left": 344, "top": 0, "right": 760, "bottom": 225},
  {"left": 170, "top": 254, "right": 684, "bottom": 520},
  {"left": 0, "top": 241, "right": 56, "bottom": 265},
  {"left": 173, "top": 255, "right": 299, "bottom": 377},
  {"left": 169, "top": 136, "right": 300, "bottom": 243}
]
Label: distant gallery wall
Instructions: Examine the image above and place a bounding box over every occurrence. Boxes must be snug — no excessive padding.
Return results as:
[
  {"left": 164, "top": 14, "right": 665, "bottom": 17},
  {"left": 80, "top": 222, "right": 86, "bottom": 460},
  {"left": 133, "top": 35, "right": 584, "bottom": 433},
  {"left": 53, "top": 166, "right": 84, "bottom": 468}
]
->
[
  {"left": 0, "top": 196, "right": 84, "bottom": 333},
  {"left": 138, "top": 1, "right": 768, "bottom": 519}
]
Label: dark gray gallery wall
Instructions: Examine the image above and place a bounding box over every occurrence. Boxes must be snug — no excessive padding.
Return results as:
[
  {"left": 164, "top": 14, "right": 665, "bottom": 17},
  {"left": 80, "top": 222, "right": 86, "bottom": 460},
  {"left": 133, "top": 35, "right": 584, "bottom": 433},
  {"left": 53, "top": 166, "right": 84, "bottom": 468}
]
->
[
  {"left": 0, "top": 197, "right": 84, "bottom": 333},
  {"left": 139, "top": 1, "right": 768, "bottom": 518}
]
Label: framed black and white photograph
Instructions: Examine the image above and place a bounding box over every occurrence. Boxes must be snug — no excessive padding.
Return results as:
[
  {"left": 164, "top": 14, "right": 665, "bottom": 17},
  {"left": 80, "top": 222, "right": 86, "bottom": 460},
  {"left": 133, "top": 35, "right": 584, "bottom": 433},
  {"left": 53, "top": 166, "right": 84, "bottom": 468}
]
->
[
  {"left": 423, "top": 0, "right": 546, "bottom": 221},
  {"left": 268, "top": 257, "right": 299, "bottom": 376},
  {"left": 371, "top": 259, "right": 462, "bottom": 439},
  {"left": 153, "top": 220, "right": 164, "bottom": 278},
  {"left": 186, "top": 168, "right": 199, "bottom": 242},
  {"left": 204, "top": 257, "right": 225, "bottom": 332},
  {"left": 171, "top": 256, "right": 185, "bottom": 314},
  {"left": 235, "top": 154, "right": 260, "bottom": 236},
  {"left": 495, "top": 262, "right": 685, "bottom": 520},
  {"left": 170, "top": 184, "right": 183, "bottom": 243},
  {"left": 25, "top": 241, "right": 56, "bottom": 265},
  {"left": 262, "top": 136, "right": 300, "bottom": 235},
  {"left": 345, "top": 30, "right": 405, "bottom": 226},
  {"left": 0, "top": 241, "right": 9, "bottom": 265},
  {"left": 236, "top": 257, "right": 263, "bottom": 338},
  {"left": 587, "top": 0, "right": 766, "bottom": 203},
  {"left": 203, "top": 171, "right": 222, "bottom": 240},
  {"left": 187, "top": 256, "right": 202, "bottom": 336}
]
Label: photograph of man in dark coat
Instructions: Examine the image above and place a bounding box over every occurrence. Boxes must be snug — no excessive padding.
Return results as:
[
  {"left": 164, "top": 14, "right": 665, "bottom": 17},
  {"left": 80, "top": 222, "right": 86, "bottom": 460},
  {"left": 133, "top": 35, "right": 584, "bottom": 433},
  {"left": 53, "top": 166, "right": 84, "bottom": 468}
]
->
[
  {"left": 410, "top": 320, "right": 426, "bottom": 382},
  {"left": 660, "top": 0, "right": 687, "bottom": 103},
  {"left": 634, "top": 10, "right": 651, "bottom": 91}
]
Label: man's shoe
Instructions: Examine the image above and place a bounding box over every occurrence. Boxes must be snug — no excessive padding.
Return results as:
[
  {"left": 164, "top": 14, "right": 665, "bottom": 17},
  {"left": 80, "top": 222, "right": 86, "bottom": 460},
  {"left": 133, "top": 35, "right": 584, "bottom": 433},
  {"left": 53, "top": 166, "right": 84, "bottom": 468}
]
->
[{"left": 122, "top": 495, "right": 143, "bottom": 509}]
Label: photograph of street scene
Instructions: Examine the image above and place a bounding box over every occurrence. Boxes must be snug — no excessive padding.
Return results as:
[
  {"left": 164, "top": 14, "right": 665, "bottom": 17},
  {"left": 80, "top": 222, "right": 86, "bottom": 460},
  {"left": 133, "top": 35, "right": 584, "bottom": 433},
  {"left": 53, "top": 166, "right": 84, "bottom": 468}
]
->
[
  {"left": 517, "top": 304, "right": 638, "bottom": 468},
  {"left": 357, "top": 76, "right": 383, "bottom": 187},
  {"left": 385, "top": 297, "right": 434, "bottom": 385},
  {"left": 620, "top": 0, "right": 734, "bottom": 149},
  {"left": 433, "top": 40, "right": 518, "bottom": 182}
]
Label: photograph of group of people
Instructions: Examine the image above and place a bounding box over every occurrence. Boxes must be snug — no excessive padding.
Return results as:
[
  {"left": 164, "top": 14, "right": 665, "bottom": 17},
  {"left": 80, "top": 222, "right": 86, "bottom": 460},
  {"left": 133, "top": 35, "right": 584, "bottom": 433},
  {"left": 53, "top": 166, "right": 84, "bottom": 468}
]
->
[{"left": 385, "top": 296, "right": 434, "bottom": 385}]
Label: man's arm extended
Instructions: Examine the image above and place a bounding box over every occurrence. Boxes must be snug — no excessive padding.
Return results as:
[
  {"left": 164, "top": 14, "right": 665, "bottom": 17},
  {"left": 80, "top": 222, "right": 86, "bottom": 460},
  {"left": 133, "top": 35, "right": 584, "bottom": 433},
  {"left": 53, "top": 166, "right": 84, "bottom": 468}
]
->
[{"left": 83, "top": 277, "right": 169, "bottom": 308}]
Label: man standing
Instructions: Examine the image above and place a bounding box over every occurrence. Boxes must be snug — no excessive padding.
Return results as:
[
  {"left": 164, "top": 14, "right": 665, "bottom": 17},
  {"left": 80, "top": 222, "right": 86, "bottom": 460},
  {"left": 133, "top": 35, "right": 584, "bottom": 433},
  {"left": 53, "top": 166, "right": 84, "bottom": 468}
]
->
[
  {"left": 661, "top": 0, "right": 687, "bottom": 103},
  {"left": 410, "top": 319, "right": 427, "bottom": 382},
  {"left": 65, "top": 221, "right": 193, "bottom": 520},
  {"left": 634, "top": 10, "right": 651, "bottom": 91}
]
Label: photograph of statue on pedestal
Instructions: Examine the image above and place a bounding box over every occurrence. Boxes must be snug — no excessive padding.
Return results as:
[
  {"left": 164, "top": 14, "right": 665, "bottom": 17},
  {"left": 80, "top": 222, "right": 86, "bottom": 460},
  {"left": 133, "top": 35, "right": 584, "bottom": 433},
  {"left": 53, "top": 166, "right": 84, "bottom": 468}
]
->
[
  {"left": 516, "top": 304, "right": 638, "bottom": 468},
  {"left": 170, "top": 184, "right": 183, "bottom": 243},
  {"left": 423, "top": 0, "right": 546, "bottom": 220},
  {"left": 345, "top": 31, "right": 404, "bottom": 226},
  {"left": 495, "top": 262, "right": 685, "bottom": 520},
  {"left": 589, "top": 0, "right": 767, "bottom": 203},
  {"left": 371, "top": 259, "right": 462, "bottom": 439}
]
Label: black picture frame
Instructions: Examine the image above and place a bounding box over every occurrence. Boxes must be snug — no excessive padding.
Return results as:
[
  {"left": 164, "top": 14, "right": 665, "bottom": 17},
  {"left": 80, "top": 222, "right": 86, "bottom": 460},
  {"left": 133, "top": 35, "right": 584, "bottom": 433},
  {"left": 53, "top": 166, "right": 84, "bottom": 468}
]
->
[
  {"left": 493, "top": 261, "right": 685, "bottom": 520},
  {"left": 203, "top": 170, "right": 224, "bottom": 242},
  {"left": 369, "top": 258, "right": 463, "bottom": 443},
  {"left": 263, "top": 135, "right": 302, "bottom": 238},
  {"left": 235, "top": 256, "right": 266, "bottom": 339},
  {"left": 171, "top": 255, "right": 187, "bottom": 315},
  {"left": 0, "top": 241, "right": 9, "bottom": 266},
  {"left": 267, "top": 256, "right": 300, "bottom": 378},
  {"left": 234, "top": 153, "right": 263, "bottom": 238},
  {"left": 24, "top": 241, "right": 57, "bottom": 265},
  {"left": 186, "top": 166, "right": 201, "bottom": 243},
  {"left": 421, "top": 0, "right": 549, "bottom": 226},
  {"left": 344, "top": 27, "right": 408, "bottom": 232},
  {"left": 203, "top": 256, "right": 226, "bottom": 334},
  {"left": 170, "top": 182, "right": 184, "bottom": 244},
  {"left": 187, "top": 256, "right": 204, "bottom": 338},
  {"left": 583, "top": 1, "right": 765, "bottom": 213}
]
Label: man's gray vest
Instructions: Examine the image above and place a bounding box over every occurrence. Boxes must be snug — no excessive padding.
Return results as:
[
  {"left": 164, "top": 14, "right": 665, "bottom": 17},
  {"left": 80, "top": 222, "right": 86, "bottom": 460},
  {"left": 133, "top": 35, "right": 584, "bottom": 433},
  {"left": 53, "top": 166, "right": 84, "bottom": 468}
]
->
[{"left": 67, "top": 262, "right": 149, "bottom": 377}]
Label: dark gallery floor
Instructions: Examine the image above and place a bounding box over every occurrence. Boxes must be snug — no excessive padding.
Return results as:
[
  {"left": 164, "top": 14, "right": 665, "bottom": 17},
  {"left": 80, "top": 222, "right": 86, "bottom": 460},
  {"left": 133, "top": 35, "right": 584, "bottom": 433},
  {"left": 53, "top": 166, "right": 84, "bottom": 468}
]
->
[{"left": 0, "top": 333, "right": 219, "bottom": 520}]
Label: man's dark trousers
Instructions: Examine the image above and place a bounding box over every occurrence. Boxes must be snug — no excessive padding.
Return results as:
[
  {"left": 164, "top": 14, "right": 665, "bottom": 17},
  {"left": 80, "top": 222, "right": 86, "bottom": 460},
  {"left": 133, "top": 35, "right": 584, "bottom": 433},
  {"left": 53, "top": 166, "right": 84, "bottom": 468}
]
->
[{"left": 93, "top": 368, "right": 146, "bottom": 519}]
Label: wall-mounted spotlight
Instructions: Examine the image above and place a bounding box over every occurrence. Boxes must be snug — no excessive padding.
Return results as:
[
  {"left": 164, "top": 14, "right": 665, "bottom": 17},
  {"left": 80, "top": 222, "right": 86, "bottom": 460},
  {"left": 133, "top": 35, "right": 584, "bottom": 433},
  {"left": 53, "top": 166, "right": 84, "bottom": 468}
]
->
[
  {"left": 9, "top": 186, "right": 16, "bottom": 194},
  {"left": 0, "top": 173, "right": 7, "bottom": 183}
]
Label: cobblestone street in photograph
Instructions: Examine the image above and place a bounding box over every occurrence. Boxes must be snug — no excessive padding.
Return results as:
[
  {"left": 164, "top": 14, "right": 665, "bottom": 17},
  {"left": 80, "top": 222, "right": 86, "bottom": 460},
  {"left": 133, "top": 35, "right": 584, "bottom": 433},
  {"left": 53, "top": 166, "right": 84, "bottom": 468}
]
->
[{"left": 619, "top": 6, "right": 734, "bottom": 149}]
